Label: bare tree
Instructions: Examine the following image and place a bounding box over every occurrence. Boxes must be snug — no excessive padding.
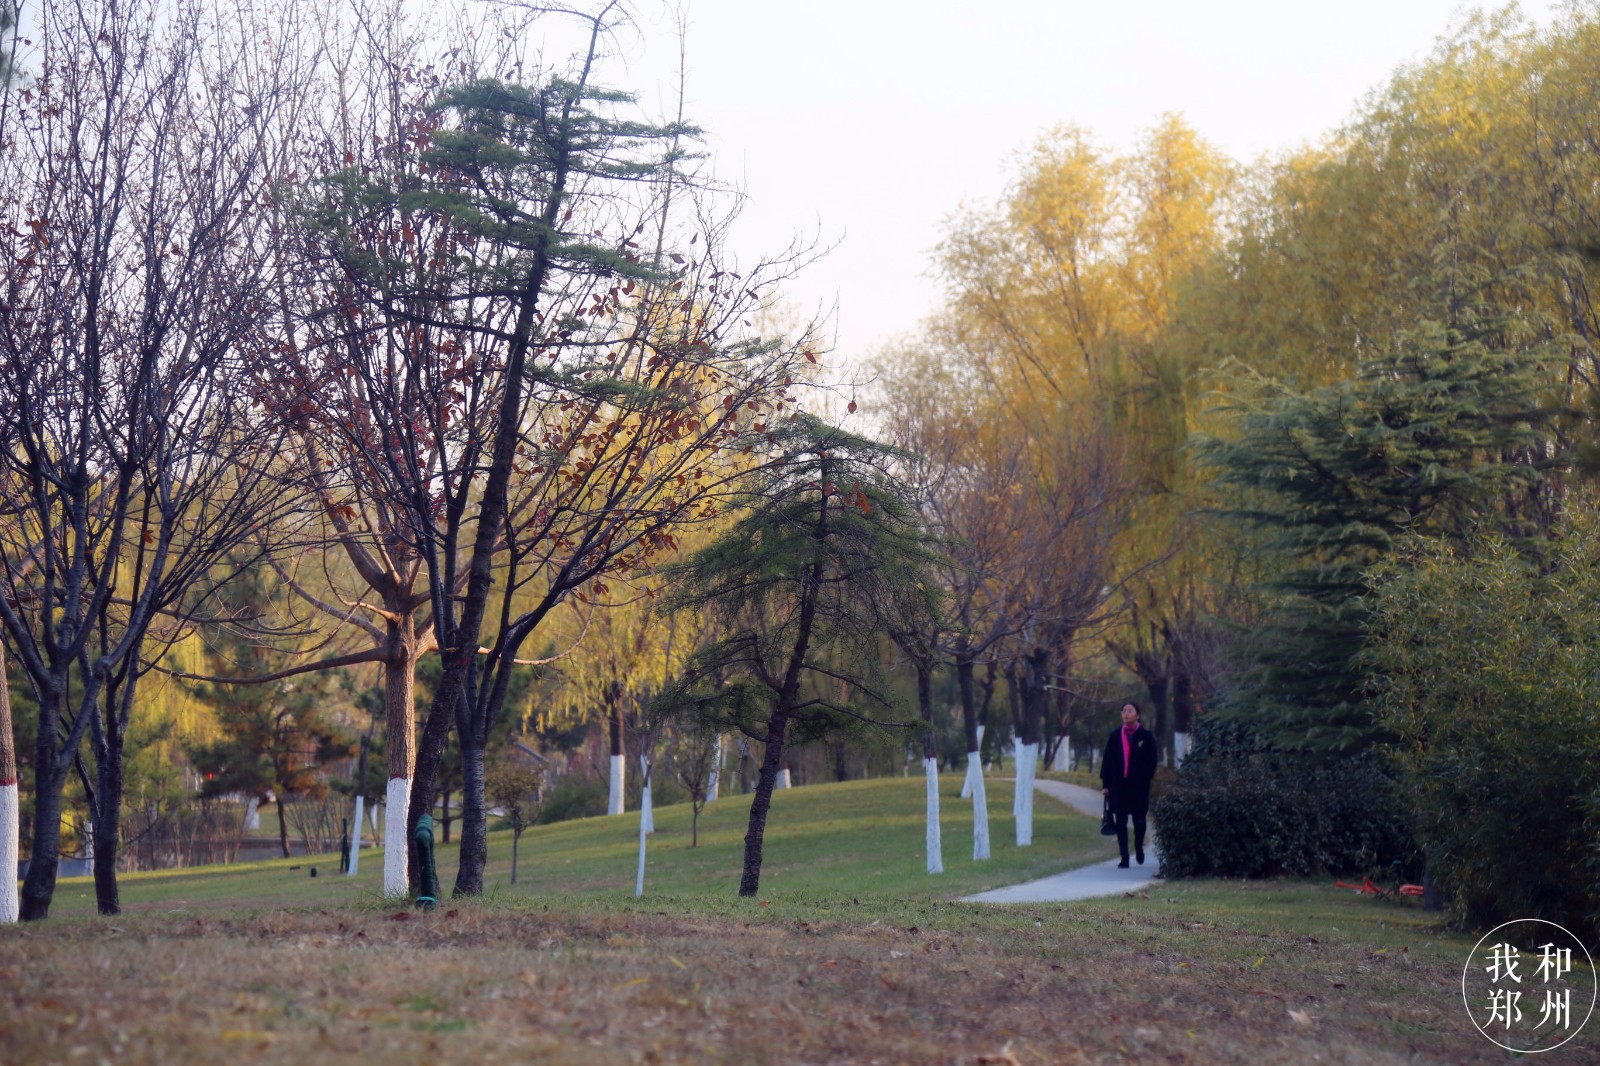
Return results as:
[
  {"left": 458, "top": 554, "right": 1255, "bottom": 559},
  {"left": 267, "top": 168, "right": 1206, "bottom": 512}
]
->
[
  {"left": 996, "top": 407, "right": 1139, "bottom": 845},
  {"left": 0, "top": 0, "right": 310, "bottom": 918},
  {"left": 485, "top": 753, "right": 541, "bottom": 884},
  {"left": 664, "top": 718, "right": 720, "bottom": 848}
]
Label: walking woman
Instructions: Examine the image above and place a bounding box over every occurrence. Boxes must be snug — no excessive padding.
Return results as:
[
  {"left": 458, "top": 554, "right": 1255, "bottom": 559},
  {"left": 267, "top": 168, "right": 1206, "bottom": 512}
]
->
[{"left": 1100, "top": 702, "right": 1158, "bottom": 867}]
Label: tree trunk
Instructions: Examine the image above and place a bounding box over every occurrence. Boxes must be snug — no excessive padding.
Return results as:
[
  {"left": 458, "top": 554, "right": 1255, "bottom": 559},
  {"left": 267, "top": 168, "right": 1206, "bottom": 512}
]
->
[
  {"left": 510, "top": 827, "right": 521, "bottom": 885},
  {"left": 19, "top": 685, "right": 70, "bottom": 921},
  {"left": 1006, "top": 664, "right": 1023, "bottom": 820},
  {"left": 607, "top": 687, "right": 625, "bottom": 816},
  {"left": 1015, "top": 647, "right": 1049, "bottom": 847},
  {"left": 276, "top": 794, "right": 291, "bottom": 859},
  {"left": 0, "top": 642, "right": 18, "bottom": 923},
  {"left": 92, "top": 737, "right": 124, "bottom": 916},
  {"left": 1146, "top": 672, "right": 1170, "bottom": 761},
  {"left": 1045, "top": 684, "right": 1070, "bottom": 770},
  {"left": 639, "top": 754, "right": 654, "bottom": 834},
  {"left": 957, "top": 659, "right": 990, "bottom": 859},
  {"left": 960, "top": 656, "right": 972, "bottom": 797},
  {"left": 969, "top": 750, "right": 991, "bottom": 860},
  {"left": 451, "top": 738, "right": 488, "bottom": 898},
  {"left": 1171, "top": 668, "right": 1194, "bottom": 767},
  {"left": 634, "top": 757, "right": 653, "bottom": 898},
  {"left": 407, "top": 688, "right": 453, "bottom": 896},
  {"left": 348, "top": 794, "right": 364, "bottom": 877},
  {"left": 383, "top": 636, "right": 415, "bottom": 898},
  {"left": 916, "top": 660, "right": 942, "bottom": 874},
  {"left": 738, "top": 711, "right": 791, "bottom": 897},
  {"left": 832, "top": 738, "right": 849, "bottom": 782},
  {"left": 705, "top": 735, "right": 721, "bottom": 803}
]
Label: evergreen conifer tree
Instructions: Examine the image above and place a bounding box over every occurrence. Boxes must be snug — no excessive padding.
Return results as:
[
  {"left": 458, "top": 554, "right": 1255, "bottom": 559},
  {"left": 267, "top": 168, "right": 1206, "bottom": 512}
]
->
[
  {"left": 657, "top": 415, "right": 938, "bottom": 896},
  {"left": 1199, "top": 310, "right": 1559, "bottom": 751}
]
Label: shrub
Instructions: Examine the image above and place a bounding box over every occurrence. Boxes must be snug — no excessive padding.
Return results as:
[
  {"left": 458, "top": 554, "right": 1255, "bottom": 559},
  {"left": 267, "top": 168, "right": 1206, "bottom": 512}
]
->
[
  {"left": 539, "top": 775, "right": 608, "bottom": 824},
  {"left": 1152, "top": 720, "right": 1416, "bottom": 879},
  {"left": 1365, "top": 521, "right": 1600, "bottom": 940}
]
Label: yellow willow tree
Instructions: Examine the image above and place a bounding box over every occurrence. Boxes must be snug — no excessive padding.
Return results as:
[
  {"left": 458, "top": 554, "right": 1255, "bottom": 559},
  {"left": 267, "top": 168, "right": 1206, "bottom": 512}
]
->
[
  {"left": 915, "top": 115, "right": 1236, "bottom": 760},
  {"left": 1169, "top": 7, "right": 1600, "bottom": 405},
  {"left": 551, "top": 585, "right": 686, "bottom": 818}
]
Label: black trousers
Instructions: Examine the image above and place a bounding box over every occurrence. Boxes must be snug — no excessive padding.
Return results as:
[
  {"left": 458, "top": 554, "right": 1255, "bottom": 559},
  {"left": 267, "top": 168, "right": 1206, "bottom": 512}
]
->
[{"left": 1114, "top": 810, "right": 1147, "bottom": 859}]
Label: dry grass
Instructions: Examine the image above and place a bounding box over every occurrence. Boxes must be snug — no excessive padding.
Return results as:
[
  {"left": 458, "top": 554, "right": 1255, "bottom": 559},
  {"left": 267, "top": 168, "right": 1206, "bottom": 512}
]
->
[
  {"left": 5, "top": 780, "right": 1585, "bottom": 1063},
  {"left": 0, "top": 882, "right": 1574, "bottom": 1065}
]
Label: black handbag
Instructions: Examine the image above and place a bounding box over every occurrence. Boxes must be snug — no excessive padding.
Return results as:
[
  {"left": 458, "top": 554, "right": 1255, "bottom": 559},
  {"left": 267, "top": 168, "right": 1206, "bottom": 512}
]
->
[{"left": 1100, "top": 796, "right": 1117, "bottom": 836}]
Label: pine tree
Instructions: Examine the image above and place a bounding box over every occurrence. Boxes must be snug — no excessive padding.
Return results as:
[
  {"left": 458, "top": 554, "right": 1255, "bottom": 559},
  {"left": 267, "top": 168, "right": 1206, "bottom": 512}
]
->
[
  {"left": 1198, "top": 310, "right": 1559, "bottom": 751},
  {"left": 656, "top": 416, "right": 938, "bottom": 897}
]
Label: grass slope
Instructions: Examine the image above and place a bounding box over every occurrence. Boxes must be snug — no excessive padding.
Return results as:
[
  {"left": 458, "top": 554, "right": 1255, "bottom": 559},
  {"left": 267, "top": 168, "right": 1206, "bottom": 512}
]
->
[{"left": 41, "top": 775, "right": 1098, "bottom": 914}]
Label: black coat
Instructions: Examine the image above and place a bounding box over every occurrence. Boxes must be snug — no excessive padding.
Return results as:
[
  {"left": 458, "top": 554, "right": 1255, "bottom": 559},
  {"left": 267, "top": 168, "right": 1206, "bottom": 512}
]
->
[{"left": 1101, "top": 725, "right": 1158, "bottom": 816}]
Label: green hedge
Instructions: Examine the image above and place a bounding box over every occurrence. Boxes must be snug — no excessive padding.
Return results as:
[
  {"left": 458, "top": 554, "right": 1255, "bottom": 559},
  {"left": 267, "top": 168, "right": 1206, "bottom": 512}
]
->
[{"left": 1152, "top": 722, "right": 1416, "bottom": 879}]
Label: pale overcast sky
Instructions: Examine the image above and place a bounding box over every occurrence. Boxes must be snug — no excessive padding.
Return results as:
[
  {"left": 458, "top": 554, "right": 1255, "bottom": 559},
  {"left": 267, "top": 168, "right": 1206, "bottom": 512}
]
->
[{"left": 617, "top": 0, "right": 1561, "bottom": 365}]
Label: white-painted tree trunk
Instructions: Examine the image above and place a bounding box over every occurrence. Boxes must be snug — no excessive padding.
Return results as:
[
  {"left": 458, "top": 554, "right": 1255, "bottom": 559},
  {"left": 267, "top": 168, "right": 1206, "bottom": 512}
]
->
[
  {"left": 0, "top": 782, "right": 17, "bottom": 923},
  {"left": 923, "top": 757, "right": 943, "bottom": 874},
  {"left": 969, "top": 752, "right": 991, "bottom": 860},
  {"left": 348, "top": 795, "right": 364, "bottom": 877},
  {"left": 705, "top": 735, "right": 722, "bottom": 803},
  {"left": 243, "top": 795, "right": 260, "bottom": 831},
  {"left": 368, "top": 801, "right": 381, "bottom": 839},
  {"left": 1015, "top": 743, "right": 1037, "bottom": 847},
  {"left": 775, "top": 768, "right": 791, "bottom": 789},
  {"left": 960, "top": 725, "right": 984, "bottom": 799},
  {"left": 608, "top": 754, "right": 626, "bottom": 816},
  {"left": 383, "top": 777, "right": 409, "bottom": 898},
  {"left": 1174, "top": 732, "right": 1192, "bottom": 768},
  {"left": 1012, "top": 738, "right": 1025, "bottom": 819},
  {"left": 639, "top": 755, "right": 654, "bottom": 834},
  {"left": 634, "top": 758, "right": 654, "bottom": 897},
  {"left": 84, "top": 819, "right": 94, "bottom": 877},
  {"left": 0, "top": 646, "right": 16, "bottom": 924}
]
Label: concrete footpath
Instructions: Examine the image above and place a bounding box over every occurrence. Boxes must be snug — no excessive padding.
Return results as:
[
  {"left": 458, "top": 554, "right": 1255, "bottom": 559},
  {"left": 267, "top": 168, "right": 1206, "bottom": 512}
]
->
[{"left": 961, "top": 779, "right": 1163, "bottom": 904}]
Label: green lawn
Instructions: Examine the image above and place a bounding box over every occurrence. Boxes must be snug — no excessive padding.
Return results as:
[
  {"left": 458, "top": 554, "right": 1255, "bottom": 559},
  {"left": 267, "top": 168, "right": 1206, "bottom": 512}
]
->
[{"left": 41, "top": 774, "right": 1102, "bottom": 915}]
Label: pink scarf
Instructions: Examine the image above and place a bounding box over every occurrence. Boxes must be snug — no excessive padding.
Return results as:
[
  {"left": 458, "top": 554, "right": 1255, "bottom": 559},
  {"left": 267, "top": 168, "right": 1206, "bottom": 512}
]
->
[{"left": 1121, "top": 724, "right": 1136, "bottom": 777}]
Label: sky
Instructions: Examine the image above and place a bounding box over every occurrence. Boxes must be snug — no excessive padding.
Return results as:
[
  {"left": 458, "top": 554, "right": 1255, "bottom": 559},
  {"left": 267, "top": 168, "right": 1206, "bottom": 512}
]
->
[{"left": 605, "top": 0, "right": 1563, "bottom": 366}]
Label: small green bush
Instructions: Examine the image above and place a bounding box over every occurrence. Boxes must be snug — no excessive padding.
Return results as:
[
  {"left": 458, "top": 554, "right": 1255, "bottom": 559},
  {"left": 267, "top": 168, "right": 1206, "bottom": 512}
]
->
[
  {"left": 540, "top": 775, "right": 607, "bottom": 824},
  {"left": 1153, "top": 721, "right": 1416, "bottom": 879}
]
